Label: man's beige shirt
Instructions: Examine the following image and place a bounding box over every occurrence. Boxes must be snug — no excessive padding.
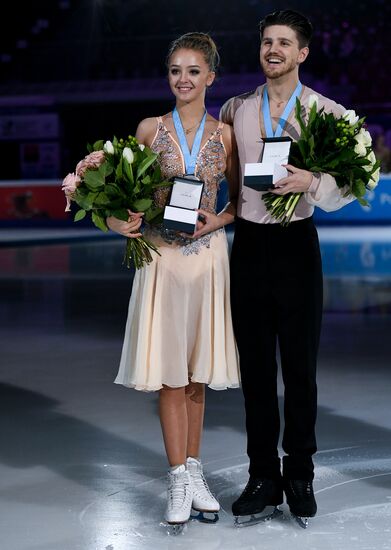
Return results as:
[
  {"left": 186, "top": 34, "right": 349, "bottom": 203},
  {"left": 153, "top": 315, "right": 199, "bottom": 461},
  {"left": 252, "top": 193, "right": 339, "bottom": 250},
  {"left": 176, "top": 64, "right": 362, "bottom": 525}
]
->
[{"left": 220, "top": 84, "right": 354, "bottom": 223}]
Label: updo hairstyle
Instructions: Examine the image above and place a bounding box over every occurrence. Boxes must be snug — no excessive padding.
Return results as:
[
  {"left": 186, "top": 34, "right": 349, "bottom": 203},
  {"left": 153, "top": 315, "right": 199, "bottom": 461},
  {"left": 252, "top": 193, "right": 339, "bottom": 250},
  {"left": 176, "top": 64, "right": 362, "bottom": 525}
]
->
[{"left": 166, "top": 32, "right": 220, "bottom": 73}]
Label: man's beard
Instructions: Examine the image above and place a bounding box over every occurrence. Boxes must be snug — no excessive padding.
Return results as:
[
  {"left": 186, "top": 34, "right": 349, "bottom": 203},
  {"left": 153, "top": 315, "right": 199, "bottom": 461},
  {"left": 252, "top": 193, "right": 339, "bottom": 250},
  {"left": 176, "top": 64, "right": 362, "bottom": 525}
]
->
[{"left": 260, "top": 57, "right": 298, "bottom": 79}]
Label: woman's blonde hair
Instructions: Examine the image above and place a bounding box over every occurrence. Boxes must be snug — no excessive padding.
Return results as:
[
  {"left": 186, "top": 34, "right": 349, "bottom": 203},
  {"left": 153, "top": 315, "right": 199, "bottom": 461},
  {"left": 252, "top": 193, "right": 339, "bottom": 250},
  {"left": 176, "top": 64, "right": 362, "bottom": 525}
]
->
[{"left": 166, "top": 32, "right": 220, "bottom": 72}]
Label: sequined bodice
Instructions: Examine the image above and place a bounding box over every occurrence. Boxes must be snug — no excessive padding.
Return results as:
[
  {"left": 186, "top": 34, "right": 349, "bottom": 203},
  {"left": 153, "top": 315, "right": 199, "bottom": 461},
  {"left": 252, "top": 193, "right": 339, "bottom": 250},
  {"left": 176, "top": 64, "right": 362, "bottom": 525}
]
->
[{"left": 151, "top": 117, "right": 226, "bottom": 213}]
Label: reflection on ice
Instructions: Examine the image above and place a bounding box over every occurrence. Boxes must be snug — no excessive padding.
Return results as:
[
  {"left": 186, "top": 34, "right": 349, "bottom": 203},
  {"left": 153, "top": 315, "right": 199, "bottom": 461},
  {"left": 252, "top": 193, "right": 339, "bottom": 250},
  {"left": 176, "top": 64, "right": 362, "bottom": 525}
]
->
[{"left": 79, "top": 454, "right": 391, "bottom": 550}]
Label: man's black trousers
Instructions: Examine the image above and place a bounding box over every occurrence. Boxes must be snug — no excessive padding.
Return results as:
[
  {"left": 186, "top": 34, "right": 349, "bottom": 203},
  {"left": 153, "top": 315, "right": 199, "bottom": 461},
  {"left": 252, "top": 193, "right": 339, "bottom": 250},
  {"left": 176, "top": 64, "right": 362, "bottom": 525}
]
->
[{"left": 230, "top": 215, "right": 323, "bottom": 481}]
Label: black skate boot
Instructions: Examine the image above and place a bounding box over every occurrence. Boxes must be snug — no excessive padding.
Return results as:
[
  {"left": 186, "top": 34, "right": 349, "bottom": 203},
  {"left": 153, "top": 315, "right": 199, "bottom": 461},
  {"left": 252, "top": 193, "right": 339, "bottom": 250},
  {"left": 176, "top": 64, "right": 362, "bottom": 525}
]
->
[
  {"left": 283, "top": 479, "right": 317, "bottom": 529},
  {"left": 232, "top": 478, "right": 283, "bottom": 527}
]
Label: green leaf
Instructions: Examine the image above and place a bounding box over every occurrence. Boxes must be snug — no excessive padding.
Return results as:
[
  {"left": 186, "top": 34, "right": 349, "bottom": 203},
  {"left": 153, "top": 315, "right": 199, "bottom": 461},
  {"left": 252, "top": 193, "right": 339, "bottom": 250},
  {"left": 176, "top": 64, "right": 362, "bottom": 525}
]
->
[
  {"left": 352, "top": 179, "right": 366, "bottom": 198},
  {"left": 296, "top": 141, "right": 308, "bottom": 165},
  {"left": 116, "top": 160, "right": 123, "bottom": 179},
  {"left": 103, "top": 162, "right": 114, "bottom": 178},
  {"left": 152, "top": 180, "right": 173, "bottom": 189},
  {"left": 94, "top": 192, "right": 111, "bottom": 207},
  {"left": 144, "top": 206, "right": 164, "bottom": 224},
  {"left": 123, "top": 156, "right": 134, "bottom": 185},
  {"left": 308, "top": 102, "right": 318, "bottom": 125},
  {"left": 308, "top": 135, "right": 315, "bottom": 156},
  {"left": 357, "top": 196, "right": 369, "bottom": 207},
  {"left": 141, "top": 175, "right": 151, "bottom": 186},
  {"left": 84, "top": 168, "right": 105, "bottom": 190},
  {"left": 152, "top": 164, "right": 162, "bottom": 181},
  {"left": 133, "top": 198, "right": 152, "bottom": 212},
  {"left": 105, "top": 183, "right": 126, "bottom": 199},
  {"left": 110, "top": 208, "right": 129, "bottom": 221},
  {"left": 136, "top": 153, "right": 158, "bottom": 179},
  {"left": 74, "top": 192, "right": 96, "bottom": 210},
  {"left": 74, "top": 209, "right": 86, "bottom": 222},
  {"left": 91, "top": 211, "right": 108, "bottom": 232},
  {"left": 93, "top": 140, "right": 104, "bottom": 151}
]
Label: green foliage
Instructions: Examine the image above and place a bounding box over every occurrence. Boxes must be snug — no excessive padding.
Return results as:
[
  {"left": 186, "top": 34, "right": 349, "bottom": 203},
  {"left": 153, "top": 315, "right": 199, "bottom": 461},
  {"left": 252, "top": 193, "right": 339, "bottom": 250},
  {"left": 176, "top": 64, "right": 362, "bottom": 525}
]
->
[
  {"left": 287, "top": 98, "right": 380, "bottom": 194},
  {"left": 67, "top": 135, "right": 172, "bottom": 224},
  {"left": 92, "top": 211, "right": 108, "bottom": 231},
  {"left": 263, "top": 97, "right": 381, "bottom": 225},
  {"left": 63, "top": 134, "right": 173, "bottom": 269},
  {"left": 74, "top": 209, "right": 86, "bottom": 222}
]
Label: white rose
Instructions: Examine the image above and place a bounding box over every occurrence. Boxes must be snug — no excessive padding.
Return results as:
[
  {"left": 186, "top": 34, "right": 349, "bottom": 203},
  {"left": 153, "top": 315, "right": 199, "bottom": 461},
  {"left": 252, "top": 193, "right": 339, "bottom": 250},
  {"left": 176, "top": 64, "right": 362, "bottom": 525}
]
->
[
  {"left": 363, "top": 150, "right": 377, "bottom": 172},
  {"left": 123, "top": 147, "right": 134, "bottom": 164},
  {"left": 308, "top": 94, "right": 319, "bottom": 110},
  {"left": 138, "top": 144, "right": 145, "bottom": 151},
  {"left": 360, "top": 128, "right": 372, "bottom": 147},
  {"left": 355, "top": 130, "right": 366, "bottom": 147},
  {"left": 354, "top": 141, "right": 367, "bottom": 157},
  {"left": 367, "top": 167, "right": 380, "bottom": 190},
  {"left": 103, "top": 140, "right": 114, "bottom": 155},
  {"left": 343, "top": 109, "right": 359, "bottom": 125}
]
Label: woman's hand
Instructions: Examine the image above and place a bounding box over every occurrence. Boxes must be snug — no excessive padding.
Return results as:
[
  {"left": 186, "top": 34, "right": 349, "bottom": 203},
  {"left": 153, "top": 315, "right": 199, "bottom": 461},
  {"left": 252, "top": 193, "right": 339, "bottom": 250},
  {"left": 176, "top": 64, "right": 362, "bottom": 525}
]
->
[
  {"left": 270, "top": 164, "right": 312, "bottom": 195},
  {"left": 191, "top": 208, "right": 223, "bottom": 239},
  {"left": 106, "top": 210, "right": 144, "bottom": 238}
]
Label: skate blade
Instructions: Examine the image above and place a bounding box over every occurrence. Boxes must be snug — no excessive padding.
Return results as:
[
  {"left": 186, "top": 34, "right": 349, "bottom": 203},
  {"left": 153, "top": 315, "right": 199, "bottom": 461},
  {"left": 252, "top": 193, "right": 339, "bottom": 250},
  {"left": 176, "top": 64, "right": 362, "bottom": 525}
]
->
[
  {"left": 291, "top": 514, "right": 309, "bottom": 529},
  {"left": 234, "top": 506, "right": 282, "bottom": 528},
  {"left": 159, "top": 521, "right": 187, "bottom": 536},
  {"left": 191, "top": 508, "right": 219, "bottom": 524}
]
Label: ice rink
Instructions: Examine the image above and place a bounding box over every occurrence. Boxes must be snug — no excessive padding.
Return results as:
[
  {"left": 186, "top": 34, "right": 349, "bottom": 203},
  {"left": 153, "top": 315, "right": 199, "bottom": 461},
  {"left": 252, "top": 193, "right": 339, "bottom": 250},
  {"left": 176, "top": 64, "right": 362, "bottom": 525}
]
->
[{"left": 1, "top": 227, "right": 390, "bottom": 550}]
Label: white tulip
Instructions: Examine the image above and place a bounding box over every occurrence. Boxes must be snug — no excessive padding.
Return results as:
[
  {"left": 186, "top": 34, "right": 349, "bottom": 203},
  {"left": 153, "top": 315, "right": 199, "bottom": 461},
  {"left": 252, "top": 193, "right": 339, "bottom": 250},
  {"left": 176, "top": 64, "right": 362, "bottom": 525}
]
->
[
  {"left": 138, "top": 144, "right": 145, "bottom": 151},
  {"left": 308, "top": 94, "right": 319, "bottom": 110},
  {"left": 103, "top": 140, "right": 114, "bottom": 155},
  {"left": 343, "top": 109, "right": 359, "bottom": 125},
  {"left": 123, "top": 147, "right": 134, "bottom": 164}
]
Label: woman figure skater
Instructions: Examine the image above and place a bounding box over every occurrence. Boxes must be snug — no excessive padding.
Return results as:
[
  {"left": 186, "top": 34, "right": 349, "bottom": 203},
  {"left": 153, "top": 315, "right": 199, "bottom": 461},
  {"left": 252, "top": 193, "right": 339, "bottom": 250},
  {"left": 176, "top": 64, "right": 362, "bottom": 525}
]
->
[{"left": 107, "top": 31, "right": 240, "bottom": 528}]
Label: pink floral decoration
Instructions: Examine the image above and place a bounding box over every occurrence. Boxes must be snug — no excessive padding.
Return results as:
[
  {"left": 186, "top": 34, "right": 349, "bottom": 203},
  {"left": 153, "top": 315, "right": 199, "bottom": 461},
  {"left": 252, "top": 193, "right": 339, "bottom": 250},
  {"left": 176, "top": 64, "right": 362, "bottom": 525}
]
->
[
  {"left": 75, "top": 150, "right": 106, "bottom": 178},
  {"left": 61, "top": 172, "right": 81, "bottom": 211}
]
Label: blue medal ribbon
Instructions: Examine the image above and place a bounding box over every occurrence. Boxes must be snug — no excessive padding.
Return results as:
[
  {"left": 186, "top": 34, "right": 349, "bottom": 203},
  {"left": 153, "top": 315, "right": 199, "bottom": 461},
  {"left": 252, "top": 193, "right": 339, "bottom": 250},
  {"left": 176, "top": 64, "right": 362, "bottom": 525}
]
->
[
  {"left": 172, "top": 107, "right": 207, "bottom": 175},
  {"left": 262, "top": 81, "right": 302, "bottom": 138}
]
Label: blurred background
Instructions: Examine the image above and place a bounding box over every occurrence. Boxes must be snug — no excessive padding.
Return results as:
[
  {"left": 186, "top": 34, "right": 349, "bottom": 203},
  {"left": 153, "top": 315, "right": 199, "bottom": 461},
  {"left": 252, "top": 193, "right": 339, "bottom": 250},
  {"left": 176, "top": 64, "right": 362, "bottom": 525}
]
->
[
  {"left": 0, "top": 0, "right": 390, "bottom": 192},
  {"left": 0, "top": 0, "right": 390, "bottom": 345}
]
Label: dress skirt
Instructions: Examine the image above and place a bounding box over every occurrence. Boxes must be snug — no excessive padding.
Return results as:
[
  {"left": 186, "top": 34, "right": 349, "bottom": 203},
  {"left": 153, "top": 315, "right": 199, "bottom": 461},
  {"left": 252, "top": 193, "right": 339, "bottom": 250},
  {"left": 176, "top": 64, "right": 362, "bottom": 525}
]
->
[{"left": 114, "top": 229, "right": 240, "bottom": 392}]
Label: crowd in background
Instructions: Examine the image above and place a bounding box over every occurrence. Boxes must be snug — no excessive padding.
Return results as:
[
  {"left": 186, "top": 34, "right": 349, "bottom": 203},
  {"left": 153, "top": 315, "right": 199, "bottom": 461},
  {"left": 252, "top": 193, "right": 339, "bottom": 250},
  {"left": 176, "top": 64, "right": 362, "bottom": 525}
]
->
[
  {"left": 0, "top": 0, "right": 390, "bottom": 100},
  {"left": 1, "top": 0, "right": 390, "bottom": 168}
]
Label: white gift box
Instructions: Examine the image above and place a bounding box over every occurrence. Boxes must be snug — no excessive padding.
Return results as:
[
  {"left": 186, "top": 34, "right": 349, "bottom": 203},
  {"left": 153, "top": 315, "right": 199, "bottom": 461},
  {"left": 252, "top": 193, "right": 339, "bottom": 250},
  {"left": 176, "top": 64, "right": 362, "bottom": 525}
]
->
[
  {"left": 163, "top": 176, "right": 204, "bottom": 233},
  {"left": 244, "top": 137, "right": 292, "bottom": 191}
]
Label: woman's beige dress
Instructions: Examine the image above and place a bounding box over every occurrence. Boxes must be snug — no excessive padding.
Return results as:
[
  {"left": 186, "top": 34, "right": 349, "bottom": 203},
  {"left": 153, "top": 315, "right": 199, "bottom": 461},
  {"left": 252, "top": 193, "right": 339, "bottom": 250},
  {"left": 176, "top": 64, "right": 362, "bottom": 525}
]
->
[{"left": 114, "top": 117, "right": 240, "bottom": 391}]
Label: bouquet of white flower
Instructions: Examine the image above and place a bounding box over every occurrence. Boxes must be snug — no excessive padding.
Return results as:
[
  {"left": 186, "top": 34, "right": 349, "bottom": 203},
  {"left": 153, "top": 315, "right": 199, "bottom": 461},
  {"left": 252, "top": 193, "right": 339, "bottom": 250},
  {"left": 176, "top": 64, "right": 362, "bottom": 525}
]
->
[
  {"left": 263, "top": 95, "right": 381, "bottom": 225},
  {"left": 62, "top": 135, "right": 171, "bottom": 269}
]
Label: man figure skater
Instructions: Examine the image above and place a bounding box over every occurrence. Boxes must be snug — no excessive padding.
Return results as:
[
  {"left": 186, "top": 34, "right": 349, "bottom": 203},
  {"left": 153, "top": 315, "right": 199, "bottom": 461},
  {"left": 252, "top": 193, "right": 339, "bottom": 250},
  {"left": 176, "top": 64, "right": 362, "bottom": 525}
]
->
[{"left": 220, "top": 9, "right": 354, "bottom": 527}]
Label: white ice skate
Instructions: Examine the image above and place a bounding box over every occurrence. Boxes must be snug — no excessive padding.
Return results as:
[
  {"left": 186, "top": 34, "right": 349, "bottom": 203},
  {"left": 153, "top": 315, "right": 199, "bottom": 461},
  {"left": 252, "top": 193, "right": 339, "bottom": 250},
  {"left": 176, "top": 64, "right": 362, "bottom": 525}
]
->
[
  {"left": 163, "top": 464, "right": 193, "bottom": 535},
  {"left": 187, "top": 457, "right": 220, "bottom": 523}
]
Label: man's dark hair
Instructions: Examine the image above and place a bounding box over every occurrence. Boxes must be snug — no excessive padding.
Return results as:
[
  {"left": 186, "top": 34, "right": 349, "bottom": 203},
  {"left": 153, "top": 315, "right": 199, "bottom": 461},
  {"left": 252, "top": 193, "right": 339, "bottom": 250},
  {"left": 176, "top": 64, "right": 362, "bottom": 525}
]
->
[{"left": 259, "top": 9, "right": 313, "bottom": 48}]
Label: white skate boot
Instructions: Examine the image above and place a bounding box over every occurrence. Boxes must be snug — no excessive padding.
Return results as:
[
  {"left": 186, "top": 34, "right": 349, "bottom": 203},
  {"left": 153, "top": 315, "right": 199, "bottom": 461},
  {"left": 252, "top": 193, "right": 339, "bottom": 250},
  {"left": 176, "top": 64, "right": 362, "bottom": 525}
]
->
[
  {"left": 187, "top": 457, "right": 220, "bottom": 523},
  {"left": 164, "top": 464, "right": 193, "bottom": 534}
]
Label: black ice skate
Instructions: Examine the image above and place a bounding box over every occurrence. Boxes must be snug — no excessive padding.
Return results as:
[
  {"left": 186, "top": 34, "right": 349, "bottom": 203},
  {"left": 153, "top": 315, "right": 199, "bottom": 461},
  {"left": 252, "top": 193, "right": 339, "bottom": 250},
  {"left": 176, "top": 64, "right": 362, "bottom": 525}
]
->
[
  {"left": 283, "top": 479, "right": 317, "bottom": 529},
  {"left": 232, "top": 478, "right": 283, "bottom": 527}
]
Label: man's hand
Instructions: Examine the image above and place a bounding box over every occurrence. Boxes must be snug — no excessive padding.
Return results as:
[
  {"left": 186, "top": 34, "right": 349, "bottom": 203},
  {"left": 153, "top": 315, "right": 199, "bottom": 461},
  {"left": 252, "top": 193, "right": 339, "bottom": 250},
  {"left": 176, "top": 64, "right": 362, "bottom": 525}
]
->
[
  {"left": 270, "top": 164, "right": 312, "bottom": 195},
  {"left": 106, "top": 210, "right": 144, "bottom": 238}
]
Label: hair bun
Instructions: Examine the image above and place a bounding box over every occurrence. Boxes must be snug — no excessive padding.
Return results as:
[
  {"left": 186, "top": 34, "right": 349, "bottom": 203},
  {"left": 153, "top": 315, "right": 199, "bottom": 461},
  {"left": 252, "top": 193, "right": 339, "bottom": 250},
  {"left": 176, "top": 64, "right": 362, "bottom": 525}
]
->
[{"left": 166, "top": 32, "right": 220, "bottom": 73}]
